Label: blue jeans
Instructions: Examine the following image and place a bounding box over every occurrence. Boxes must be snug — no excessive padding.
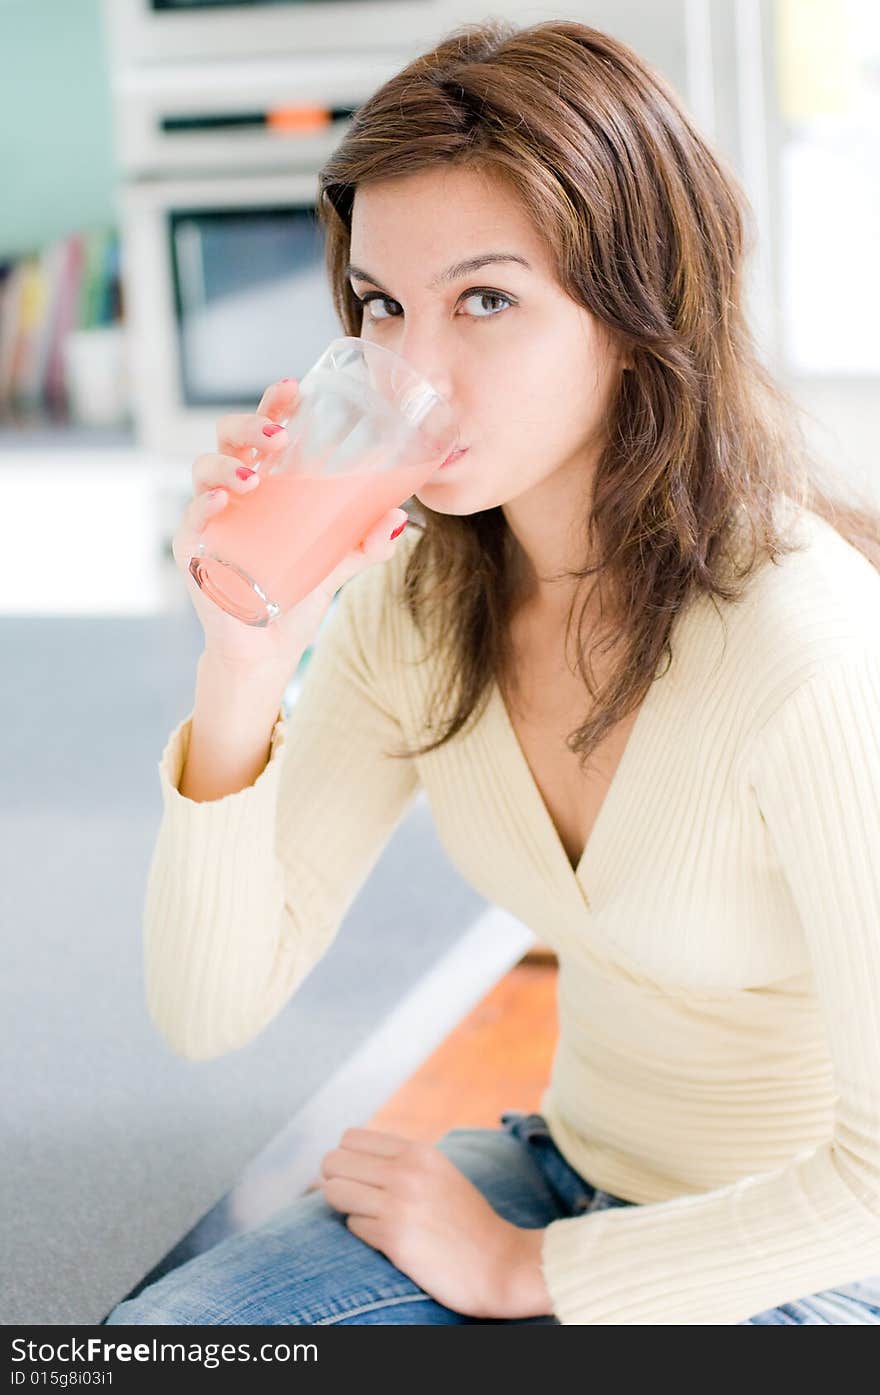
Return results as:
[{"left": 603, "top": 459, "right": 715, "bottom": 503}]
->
[{"left": 104, "top": 1111, "right": 880, "bottom": 1326}]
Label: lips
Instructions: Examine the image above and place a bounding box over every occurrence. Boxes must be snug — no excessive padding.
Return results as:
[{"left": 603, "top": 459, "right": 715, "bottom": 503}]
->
[{"left": 439, "top": 446, "right": 468, "bottom": 469}]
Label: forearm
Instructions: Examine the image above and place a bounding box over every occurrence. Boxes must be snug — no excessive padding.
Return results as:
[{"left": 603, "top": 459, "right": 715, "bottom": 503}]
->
[{"left": 178, "top": 650, "right": 297, "bottom": 803}]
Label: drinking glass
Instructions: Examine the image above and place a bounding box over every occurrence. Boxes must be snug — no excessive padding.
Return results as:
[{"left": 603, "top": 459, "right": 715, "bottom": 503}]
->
[{"left": 188, "top": 336, "right": 460, "bottom": 626}]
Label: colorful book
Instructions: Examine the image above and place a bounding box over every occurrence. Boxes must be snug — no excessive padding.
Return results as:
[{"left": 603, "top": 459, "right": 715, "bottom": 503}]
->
[{"left": 0, "top": 227, "right": 121, "bottom": 415}]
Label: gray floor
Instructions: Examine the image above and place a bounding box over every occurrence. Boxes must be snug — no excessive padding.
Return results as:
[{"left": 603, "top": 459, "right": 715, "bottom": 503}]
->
[{"left": 0, "top": 609, "right": 529, "bottom": 1325}]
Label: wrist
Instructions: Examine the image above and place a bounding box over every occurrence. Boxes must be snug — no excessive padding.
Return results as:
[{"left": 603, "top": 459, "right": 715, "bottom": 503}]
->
[
  {"left": 198, "top": 648, "right": 293, "bottom": 693},
  {"left": 495, "top": 1223, "right": 555, "bottom": 1320}
]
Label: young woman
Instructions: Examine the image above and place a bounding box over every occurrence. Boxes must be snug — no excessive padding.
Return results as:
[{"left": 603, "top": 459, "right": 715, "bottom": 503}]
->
[{"left": 105, "top": 20, "right": 880, "bottom": 1325}]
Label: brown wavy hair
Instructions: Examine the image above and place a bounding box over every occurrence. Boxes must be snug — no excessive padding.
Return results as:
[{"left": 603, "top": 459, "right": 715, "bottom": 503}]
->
[{"left": 316, "top": 17, "right": 880, "bottom": 769}]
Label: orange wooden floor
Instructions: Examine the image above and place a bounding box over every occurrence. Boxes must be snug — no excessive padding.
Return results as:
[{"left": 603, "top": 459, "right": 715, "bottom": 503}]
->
[{"left": 364, "top": 950, "right": 558, "bottom": 1143}]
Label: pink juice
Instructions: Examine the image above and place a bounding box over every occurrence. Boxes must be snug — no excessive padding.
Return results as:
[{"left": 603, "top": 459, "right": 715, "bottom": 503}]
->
[{"left": 196, "top": 457, "right": 436, "bottom": 622}]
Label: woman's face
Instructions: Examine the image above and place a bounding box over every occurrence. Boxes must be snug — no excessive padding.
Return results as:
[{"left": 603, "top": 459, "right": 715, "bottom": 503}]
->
[{"left": 347, "top": 164, "right": 627, "bottom": 517}]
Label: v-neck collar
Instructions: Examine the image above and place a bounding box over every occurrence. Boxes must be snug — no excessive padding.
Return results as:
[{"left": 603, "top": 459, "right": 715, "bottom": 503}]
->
[{"left": 488, "top": 654, "right": 665, "bottom": 907}]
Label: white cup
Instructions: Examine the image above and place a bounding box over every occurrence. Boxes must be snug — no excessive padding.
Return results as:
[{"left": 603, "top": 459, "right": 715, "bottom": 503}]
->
[{"left": 62, "top": 325, "right": 130, "bottom": 427}]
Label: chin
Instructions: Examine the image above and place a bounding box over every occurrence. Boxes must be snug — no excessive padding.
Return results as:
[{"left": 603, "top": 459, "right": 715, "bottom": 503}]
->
[
  {"left": 414, "top": 488, "right": 490, "bottom": 517},
  {"left": 416, "top": 457, "right": 500, "bottom": 515}
]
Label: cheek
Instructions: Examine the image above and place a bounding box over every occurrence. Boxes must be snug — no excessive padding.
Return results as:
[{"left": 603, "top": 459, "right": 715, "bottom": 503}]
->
[
  {"left": 469, "top": 342, "right": 562, "bottom": 432},
  {"left": 488, "top": 352, "right": 605, "bottom": 464},
  {"left": 417, "top": 341, "right": 610, "bottom": 511}
]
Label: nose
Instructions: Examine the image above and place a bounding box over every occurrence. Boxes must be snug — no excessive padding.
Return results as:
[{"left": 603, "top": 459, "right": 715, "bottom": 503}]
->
[{"left": 392, "top": 324, "right": 455, "bottom": 407}]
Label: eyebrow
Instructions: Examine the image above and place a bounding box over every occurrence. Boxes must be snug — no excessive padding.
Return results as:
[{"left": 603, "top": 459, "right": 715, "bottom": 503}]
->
[{"left": 346, "top": 252, "right": 532, "bottom": 292}]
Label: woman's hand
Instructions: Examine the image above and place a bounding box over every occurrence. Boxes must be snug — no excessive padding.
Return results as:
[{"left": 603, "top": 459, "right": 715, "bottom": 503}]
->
[
  {"left": 318, "top": 1126, "right": 554, "bottom": 1320},
  {"left": 171, "top": 377, "right": 409, "bottom": 676}
]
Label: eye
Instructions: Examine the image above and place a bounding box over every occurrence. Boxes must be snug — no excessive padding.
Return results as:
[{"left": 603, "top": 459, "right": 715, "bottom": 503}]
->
[
  {"left": 353, "top": 288, "right": 514, "bottom": 323},
  {"left": 355, "top": 294, "right": 398, "bottom": 323},
  {"left": 460, "top": 290, "right": 513, "bottom": 318}
]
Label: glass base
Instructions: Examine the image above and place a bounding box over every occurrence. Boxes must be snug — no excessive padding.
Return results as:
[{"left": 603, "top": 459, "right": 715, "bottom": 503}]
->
[{"left": 188, "top": 545, "right": 281, "bottom": 627}]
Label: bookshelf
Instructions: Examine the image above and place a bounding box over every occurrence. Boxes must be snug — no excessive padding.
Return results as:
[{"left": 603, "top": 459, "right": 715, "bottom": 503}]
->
[{"left": 0, "top": 230, "right": 123, "bottom": 426}]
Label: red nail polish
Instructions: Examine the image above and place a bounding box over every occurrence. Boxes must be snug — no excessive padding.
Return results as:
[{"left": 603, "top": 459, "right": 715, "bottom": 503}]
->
[
  {"left": 263, "top": 423, "right": 284, "bottom": 437},
  {"left": 236, "top": 466, "right": 255, "bottom": 480},
  {"left": 389, "top": 520, "right": 407, "bottom": 540}
]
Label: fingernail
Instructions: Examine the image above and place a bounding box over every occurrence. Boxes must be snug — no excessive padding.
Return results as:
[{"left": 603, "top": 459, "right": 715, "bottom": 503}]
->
[
  {"left": 236, "top": 466, "right": 256, "bottom": 480},
  {"left": 263, "top": 423, "right": 285, "bottom": 438},
  {"left": 389, "top": 519, "right": 408, "bottom": 540},
  {"left": 280, "top": 377, "right": 297, "bottom": 384}
]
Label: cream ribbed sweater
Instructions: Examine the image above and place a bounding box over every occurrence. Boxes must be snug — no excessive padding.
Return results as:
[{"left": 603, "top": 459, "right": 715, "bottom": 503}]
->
[{"left": 144, "top": 503, "right": 880, "bottom": 1324}]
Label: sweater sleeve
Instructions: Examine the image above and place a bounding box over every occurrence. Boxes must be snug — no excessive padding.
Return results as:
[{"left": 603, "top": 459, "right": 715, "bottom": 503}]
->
[
  {"left": 142, "top": 561, "right": 421, "bottom": 1062},
  {"left": 539, "top": 647, "right": 880, "bottom": 1324}
]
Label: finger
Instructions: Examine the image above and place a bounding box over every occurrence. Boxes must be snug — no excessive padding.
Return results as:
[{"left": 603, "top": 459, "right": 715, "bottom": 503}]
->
[
  {"left": 256, "top": 376, "right": 299, "bottom": 421},
  {"left": 320, "top": 1177, "right": 386, "bottom": 1218},
  {"left": 321, "top": 1148, "right": 389, "bottom": 1187},
  {"left": 215, "top": 414, "right": 289, "bottom": 463},
  {"left": 192, "top": 451, "right": 263, "bottom": 496},
  {"left": 358, "top": 510, "right": 409, "bottom": 556},
  {"left": 338, "top": 1127, "right": 413, "bottom": 1157},
  {"left": 170, "top": 489, "right": 228, "bottom": 570},
  {"left": 345, "top": 1215, "right": 384, "bottom": 1249},
  {"left": 181, "top": 487, "right": 229, "bottom": 541}
]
